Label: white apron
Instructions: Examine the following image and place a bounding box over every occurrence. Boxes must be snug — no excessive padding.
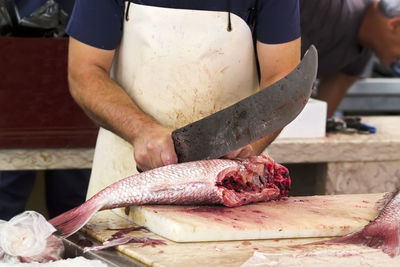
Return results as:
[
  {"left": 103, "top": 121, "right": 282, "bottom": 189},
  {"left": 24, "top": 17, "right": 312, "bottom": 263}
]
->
[{"left": 87, "top": 3, "right": 260, "bottom": 198}]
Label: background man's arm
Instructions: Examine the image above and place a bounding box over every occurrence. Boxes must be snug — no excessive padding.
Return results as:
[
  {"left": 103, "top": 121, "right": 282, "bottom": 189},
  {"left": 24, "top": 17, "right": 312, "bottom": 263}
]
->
[
  {"left": 68, "top": 37, "right": 177, "bottom": 171},
  {"left": 316, "top": 72, "right": 359, "bottom": 117},
  {"left": 224, "top": 38, "right": 301, "bottom": 158}
]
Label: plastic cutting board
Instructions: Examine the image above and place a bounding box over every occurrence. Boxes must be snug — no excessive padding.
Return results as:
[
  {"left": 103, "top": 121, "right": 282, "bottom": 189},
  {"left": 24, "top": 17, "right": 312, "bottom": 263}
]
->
[{"left": 123, "top": 193, "right": 384, "bottom": 242}]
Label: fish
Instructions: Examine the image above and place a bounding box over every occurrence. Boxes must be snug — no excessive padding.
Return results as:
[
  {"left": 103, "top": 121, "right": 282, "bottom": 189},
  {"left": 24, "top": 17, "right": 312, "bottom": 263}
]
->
[
  {"left": 49, "top": 154, "right": 290, "bottom": 238},
  {"left": 319, "top": 189, "right": 400, "bottom": 257}
]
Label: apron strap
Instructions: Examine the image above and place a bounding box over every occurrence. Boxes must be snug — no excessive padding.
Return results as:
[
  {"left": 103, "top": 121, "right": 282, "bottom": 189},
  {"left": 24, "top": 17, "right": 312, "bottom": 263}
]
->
[
  {"left": 126, "top": 1, "right": 132, "bottom": 21},
  {"left": 226, "top": 0, "right": 232, "bottom": 32}
]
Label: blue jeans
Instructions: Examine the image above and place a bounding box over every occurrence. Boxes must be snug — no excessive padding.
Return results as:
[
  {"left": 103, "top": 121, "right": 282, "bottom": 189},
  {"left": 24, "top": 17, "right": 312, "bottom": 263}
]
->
[{"left": 0, "top": 169, "right": 90, "bottom": 220}]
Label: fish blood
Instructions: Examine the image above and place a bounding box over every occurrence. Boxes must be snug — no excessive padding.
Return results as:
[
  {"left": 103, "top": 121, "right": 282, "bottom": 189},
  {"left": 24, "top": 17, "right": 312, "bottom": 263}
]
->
[{"left": 49, "top": 154, "right": 290, "bottom": 238}]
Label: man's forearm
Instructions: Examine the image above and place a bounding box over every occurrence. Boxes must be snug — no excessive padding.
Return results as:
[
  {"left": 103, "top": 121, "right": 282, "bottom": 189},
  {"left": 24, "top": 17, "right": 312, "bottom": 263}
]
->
[
  {"left": 67, "top": 37, "right": 177, "bottom": 170},
  {"left": 68, "top": 65, "right": 156, "bottom": 145},
  {"left": 316, "top": 73, "right": 359, "bottom": 117}
]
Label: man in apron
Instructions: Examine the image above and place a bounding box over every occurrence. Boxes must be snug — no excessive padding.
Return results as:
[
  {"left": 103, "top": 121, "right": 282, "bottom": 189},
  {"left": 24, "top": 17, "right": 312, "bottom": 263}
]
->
[
  {"left": 66, "top": 0, "right": 301, "bottom": 198},
  {"left": 301, "top": 0, "right": 400, "bottom": 117}
]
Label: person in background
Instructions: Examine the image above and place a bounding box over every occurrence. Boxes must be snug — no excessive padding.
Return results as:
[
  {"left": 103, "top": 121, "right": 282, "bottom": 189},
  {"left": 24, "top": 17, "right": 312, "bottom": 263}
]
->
[
  {"left": 65, "top": 0, "right": 301, "bottom": 199},
  {"left": 0, "top": 0, "right": 90, "bottom": 221},
  {"left": 301, "top": 0, "right": 400, "bottom": 117}
]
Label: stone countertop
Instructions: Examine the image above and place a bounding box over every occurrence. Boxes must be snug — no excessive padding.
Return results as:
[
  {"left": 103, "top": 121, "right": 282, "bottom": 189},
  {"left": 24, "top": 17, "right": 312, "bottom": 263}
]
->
[
  {"left": 0, "top": 116, "right": 398, "bottom": 170},
  {"left": 269, "top": 116, "right": 400, "bottom": 163},
  {"left": 0, "top": 148, "right": 94, "bottom": 170}
]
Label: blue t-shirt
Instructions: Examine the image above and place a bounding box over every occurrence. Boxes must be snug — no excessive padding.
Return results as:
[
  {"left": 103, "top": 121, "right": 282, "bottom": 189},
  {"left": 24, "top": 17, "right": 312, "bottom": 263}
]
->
[{"left": 67, "top": 0, "right": 300, "bottom": 50}]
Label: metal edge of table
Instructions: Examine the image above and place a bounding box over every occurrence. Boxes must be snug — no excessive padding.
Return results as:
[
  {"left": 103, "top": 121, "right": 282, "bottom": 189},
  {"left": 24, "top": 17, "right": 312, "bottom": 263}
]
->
[{"left": 65, "top": 232, "right": 147, "bottom": 267}]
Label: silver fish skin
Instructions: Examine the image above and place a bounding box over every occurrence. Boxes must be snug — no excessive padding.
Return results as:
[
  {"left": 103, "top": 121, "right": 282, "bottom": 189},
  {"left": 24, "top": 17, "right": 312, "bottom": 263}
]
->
[
  {"left": 49, "top": 154, "right": 290, "bottom": 238},
  {"left": 323, "top": 189, "right": 400, "bottom": 257}
]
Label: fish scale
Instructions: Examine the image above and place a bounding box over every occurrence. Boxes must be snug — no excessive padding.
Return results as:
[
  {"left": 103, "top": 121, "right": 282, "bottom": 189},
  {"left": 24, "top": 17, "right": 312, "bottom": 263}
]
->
[
  {"left": 99, "top": 159, "right": 239, "bottom": 208},
  {"left": 376, "top": 191, "right": 400, "bottom": 225}
]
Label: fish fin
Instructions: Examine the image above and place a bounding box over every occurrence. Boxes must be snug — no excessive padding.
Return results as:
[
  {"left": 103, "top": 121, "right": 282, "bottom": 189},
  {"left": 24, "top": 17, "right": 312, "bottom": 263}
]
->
[
  {"left": 326, "top": 222, "right": 400, "bottom": 257},
  {"left": 48, "top": 198, "right": 105, "bottom": 238},
  {"left": 376, "top": 223, "right": 400, "bottom": 257},
  {"left": 326, "top": 229, "right": 366, "bottom": 245},
  {"left": 83, "top": 236, "right": 133, "bottom": 253},
  {"left": 83, "top": 236, "right": 166, "bottom": 253}
]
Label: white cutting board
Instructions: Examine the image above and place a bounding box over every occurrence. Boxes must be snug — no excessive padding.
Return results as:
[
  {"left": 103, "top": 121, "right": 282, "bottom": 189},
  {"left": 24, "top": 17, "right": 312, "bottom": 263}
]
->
[{"left": 123, "top": 193, "right": 383, "bottom": 242}]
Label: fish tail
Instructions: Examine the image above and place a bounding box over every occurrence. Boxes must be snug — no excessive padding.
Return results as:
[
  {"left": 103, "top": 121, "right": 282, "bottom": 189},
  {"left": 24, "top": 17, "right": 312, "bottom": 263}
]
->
[
  {"left": 371, "top": 223, "right": 399, "bottom": 257},
  {"left": 326, "top": 222, "right": 399, "bottom": 257},
  {"left": 326, "top": 229, "right": 367, "bottom": 245},
  {"left": 48, "top": 197, "right": 106, "bottom": 238}
]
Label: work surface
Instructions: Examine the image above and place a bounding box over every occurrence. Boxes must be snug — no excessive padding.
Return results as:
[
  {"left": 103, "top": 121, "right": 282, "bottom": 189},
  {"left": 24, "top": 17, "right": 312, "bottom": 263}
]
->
[
  {"left": 1, "top": 116, "right": 399, "bottom": 170},
  {"left": 127, "top": 194, "right": 381, "bottom": 242},
  {"left": 82, "top": 193, "right": 400, "bottom": 267}
]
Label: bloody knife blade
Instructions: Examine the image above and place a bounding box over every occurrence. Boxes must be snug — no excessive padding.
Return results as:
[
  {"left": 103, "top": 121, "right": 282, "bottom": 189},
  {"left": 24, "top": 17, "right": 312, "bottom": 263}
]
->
[{"left": 172, "top": 45, "right": 318, "bottom": 163}]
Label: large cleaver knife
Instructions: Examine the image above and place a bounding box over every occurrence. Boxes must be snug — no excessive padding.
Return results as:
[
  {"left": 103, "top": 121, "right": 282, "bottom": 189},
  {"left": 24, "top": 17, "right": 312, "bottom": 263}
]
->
[{"left": 172, "top": 45, "right": 318, "bottom": 163}]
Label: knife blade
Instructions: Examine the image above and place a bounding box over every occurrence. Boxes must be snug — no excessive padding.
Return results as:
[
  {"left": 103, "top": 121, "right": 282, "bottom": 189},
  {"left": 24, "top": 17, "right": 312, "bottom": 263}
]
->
[{"left": 171, "top": 45, "right": 318, "bottom": 163}]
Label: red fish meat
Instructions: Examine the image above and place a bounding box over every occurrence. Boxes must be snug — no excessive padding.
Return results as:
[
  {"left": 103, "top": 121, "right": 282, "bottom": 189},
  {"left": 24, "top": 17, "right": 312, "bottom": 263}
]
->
[
  {"left": 321, "top": 190, "right": 400, "bottom": 257},
  {"left": 49, "top": 154, "right": 290, "bottom": 237}
]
